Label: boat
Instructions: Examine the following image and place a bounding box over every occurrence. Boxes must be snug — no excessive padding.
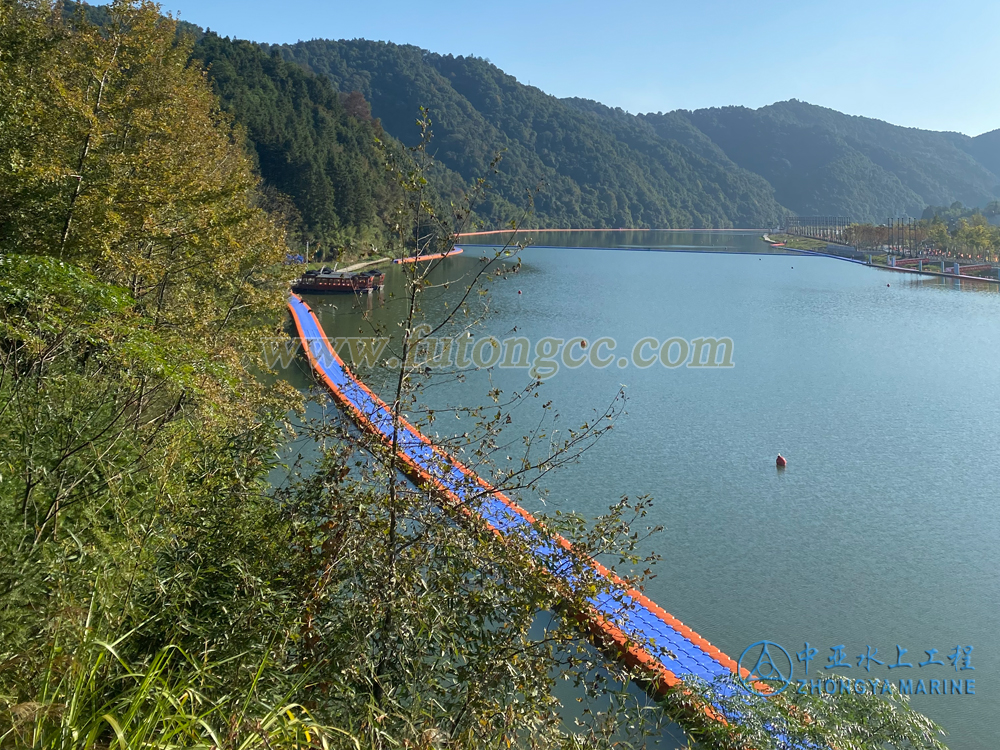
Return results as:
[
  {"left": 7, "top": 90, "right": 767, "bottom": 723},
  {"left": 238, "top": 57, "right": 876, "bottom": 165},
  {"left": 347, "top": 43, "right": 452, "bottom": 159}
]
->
[{"left": 291, "top": 266, "right": 385, "bottom": 294}]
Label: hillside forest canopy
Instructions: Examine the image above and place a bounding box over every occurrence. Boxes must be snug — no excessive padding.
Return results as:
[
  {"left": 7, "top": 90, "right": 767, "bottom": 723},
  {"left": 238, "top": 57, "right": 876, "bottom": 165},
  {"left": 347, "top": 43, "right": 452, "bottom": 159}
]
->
[{"left": 55, "top": 2, "right": 1000, "bottom": 258}]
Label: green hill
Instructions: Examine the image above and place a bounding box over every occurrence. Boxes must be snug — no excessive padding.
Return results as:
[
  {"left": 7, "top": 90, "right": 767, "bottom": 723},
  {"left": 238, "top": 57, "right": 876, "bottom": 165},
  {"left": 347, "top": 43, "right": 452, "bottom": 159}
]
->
[
  {"left": 265, "top": 40, "right": 789, "bottom": 229},
  {"left": 194, "top": 37, "right": 378, "bottom": 241},
  {"left": 959, "top": 127, "right": 1000, "bottom": 185},
  {"left": 264, "top": 40, "right": 1000, "bottom": 226},
  {"left": 72, "top": 0, "right": 1000, "bottom": 234},
  {"left": 672, "top": 100, "right": 1000, "bottom": 222}
]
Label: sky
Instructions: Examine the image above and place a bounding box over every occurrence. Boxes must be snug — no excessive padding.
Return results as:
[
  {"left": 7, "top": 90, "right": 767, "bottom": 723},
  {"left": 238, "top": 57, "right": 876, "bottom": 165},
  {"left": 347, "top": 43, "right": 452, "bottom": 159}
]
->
[{"left": 152, "top": 0, "right": 1000, "bottom": 136}]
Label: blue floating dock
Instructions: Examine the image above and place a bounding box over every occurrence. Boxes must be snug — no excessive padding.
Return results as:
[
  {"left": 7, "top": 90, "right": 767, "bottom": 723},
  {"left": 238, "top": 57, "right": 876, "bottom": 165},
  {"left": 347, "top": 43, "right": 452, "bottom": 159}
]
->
[{"left": 288, "top": 293, "right": 807, "bottom": 745}]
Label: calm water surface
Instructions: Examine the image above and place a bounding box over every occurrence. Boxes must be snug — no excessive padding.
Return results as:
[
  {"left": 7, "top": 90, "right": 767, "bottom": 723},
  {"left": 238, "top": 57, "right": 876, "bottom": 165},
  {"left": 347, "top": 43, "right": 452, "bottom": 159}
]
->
[{"left": 296, "top": 231, "right": 1000, "bottom": 749}]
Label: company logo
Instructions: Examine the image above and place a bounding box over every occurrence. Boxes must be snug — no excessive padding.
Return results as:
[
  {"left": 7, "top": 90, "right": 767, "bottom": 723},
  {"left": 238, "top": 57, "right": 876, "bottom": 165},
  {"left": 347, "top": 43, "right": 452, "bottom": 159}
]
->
[
  {"left": 737, "top": 640, "right": 794, "bottom": 696},
  {"left": 737, "top": 640, "right": 979, "bottom": 697}
]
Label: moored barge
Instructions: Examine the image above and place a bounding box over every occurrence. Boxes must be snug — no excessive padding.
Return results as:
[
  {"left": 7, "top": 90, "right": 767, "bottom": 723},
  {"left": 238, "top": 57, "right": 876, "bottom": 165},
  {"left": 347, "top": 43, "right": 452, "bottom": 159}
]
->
[{"left": 291, "top": 267, "right": 385, "bottom": 294}]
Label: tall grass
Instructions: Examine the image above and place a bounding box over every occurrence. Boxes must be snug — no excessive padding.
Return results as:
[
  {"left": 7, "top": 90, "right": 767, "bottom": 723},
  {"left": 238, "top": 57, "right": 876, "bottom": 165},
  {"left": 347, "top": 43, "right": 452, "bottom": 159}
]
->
[{"left": 2, "top": 632, "right": 357, "bottom": 750}]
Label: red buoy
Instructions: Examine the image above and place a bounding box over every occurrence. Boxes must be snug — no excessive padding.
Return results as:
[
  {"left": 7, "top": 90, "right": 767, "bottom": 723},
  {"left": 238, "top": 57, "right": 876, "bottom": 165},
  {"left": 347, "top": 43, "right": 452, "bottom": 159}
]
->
[{"left": 776, "top": 454, "right": 787, "bottom": 468}]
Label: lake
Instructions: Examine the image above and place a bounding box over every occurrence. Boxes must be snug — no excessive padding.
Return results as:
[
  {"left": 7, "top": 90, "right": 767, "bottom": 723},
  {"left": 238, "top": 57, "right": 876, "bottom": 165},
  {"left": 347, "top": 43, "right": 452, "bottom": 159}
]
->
[{"left": 291, "top": 230, "right": 1000, "bottom": 749}]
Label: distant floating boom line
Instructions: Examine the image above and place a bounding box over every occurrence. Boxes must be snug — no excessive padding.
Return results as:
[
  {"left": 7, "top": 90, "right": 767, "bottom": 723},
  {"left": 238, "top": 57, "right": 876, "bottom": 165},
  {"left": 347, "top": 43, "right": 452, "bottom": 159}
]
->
[
  {"left": 393, "top": 247, "right": 464, "bottom": 263},
  {"left": 456, "top": 227, "right": 767, "bottom": 237}
]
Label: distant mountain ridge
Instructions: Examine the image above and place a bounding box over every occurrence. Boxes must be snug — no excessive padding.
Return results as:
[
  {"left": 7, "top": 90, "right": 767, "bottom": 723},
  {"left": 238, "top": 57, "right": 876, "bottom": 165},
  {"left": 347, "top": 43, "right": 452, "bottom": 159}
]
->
[
  {"left": 671, "top": 100, "right": 1000, "bottom": 221},
  {"left": 265, "top": 39, "right": 1000, "bottom": 225},
  {"left": 60, "top": 4, "right": 1000, "bottom": 229},
  {"left": 265, "top": 40, "right": 790, "bottom": 228},
  {"left": 959, "top": 127, "right": 1000, "bottom": 181}
]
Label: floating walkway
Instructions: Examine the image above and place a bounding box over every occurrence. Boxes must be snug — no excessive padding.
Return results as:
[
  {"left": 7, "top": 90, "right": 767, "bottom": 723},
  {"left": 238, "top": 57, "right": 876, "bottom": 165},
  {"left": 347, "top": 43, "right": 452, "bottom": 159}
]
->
[
  {"left": 287, "top": 293, "right": 803, "bottom": 743},
  {"left": 393, "top": 247, "right": 464, "bottom": 264}
]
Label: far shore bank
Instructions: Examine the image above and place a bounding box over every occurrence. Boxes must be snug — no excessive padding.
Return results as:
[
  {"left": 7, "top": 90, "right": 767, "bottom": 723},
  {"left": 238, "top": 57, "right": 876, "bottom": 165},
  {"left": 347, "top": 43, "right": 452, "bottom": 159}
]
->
[{"left": 456, "top": 226, "right": 769, "bottom": 238}]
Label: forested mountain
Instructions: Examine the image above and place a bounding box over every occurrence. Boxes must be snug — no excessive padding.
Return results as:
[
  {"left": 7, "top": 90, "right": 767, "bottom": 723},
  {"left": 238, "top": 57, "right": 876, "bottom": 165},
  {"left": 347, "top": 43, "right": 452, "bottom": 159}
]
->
[
  {"left": 191, "top": 34, "right": 397, "bottom": 252},
  {"left": 959, "top": 127, "right": 1000, "bottom": 183},
  {"left": 192, "top": 33, "right": 484, "bottom": 255},
  {"left": 70, "top": 3, "right": 1000, "bottom": 233},
  {"left": 257, "top": 40, "right": 1000, "bottom": 226},
  {"left": 672, "top": 100, "right": 1000, "bottom": 221},
  {"left": 265, "top": 40, "right": 790, "bottom": 229}
]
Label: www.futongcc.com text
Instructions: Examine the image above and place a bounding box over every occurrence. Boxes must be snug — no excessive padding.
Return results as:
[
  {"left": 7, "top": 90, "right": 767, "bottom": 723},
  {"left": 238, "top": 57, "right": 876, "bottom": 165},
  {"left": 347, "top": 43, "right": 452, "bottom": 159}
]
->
[{"left": 265, "top": 327, "right": 735, "bottom": 379}]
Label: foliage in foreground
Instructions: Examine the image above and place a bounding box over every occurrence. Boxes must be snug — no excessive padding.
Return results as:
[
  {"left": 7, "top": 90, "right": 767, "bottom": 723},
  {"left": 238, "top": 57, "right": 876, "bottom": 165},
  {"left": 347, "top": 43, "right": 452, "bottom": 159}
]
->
[
  {"left": 4, "top": 636, "right": 334, "bottom": 750},
  {"left": 0, "top": 2, "right": 952, "bottom": 748},
  {"left": 0, "top": 2, "right": 668, "bottom": 747},
  {"left": 668, "top": 674, "right": 948, "bottom": 750}
]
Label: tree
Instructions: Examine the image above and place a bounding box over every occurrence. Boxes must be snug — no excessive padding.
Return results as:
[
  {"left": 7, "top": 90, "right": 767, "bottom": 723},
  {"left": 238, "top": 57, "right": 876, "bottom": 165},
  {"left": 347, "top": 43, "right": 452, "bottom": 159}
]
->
[
  {"left": 1, "top": 0, "right": 293, "bottom": 421},
  {"left": 1, "top": 2, "right": 305, "bottom": 741},
  {"left": 927, "top": 216, "right": 950, "bottom": 249},
  {"left": 675, "top": 674, "right": 948, "bottom": 750},
  {"left": 954, "top": 215, "right": 997, "bottom": 258}
]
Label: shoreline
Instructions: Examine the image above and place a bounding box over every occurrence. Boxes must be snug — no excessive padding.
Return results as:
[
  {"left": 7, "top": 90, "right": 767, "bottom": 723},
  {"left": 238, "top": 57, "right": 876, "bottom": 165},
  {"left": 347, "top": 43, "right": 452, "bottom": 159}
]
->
[
  {"left": 456, "top": 227, "right": 769, "bottom": 238},
  {"left": 459, "top": 233, "right": 1000, "bottom": 284},
  {"left": 768, "top": 233, "right": 1000, "bottom": 284}
]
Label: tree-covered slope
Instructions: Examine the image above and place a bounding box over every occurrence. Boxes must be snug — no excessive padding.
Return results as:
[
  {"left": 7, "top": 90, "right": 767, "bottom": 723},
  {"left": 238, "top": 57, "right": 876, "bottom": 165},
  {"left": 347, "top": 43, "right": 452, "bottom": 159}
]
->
[
  {"left": 675, "top": 100, "right": 1000, "bottom": 222},
  {"left": 565, "top": 98, "right": 785, "bottom": 228},
  {"left": 68, "top": 3, "right": 1000, "bottom": 230},
  {"left": 264, "top": 41, "right": 1000, "bottom": 226},
  {"left": 265, "top": 39, "right": 789, "bottom": 229},
  {"left": 191, "top": 33, "right": 400, "bottom": 251},
  {"left": 959, "top": 128, "right": 1000, "bottom": 185}
]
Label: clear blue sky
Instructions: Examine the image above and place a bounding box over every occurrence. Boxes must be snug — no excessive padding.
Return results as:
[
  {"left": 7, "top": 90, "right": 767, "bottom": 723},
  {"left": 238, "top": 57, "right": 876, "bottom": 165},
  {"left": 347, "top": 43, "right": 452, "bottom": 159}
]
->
[{"left": 154, "top": 0, "right": 999, "bottom": 136}]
